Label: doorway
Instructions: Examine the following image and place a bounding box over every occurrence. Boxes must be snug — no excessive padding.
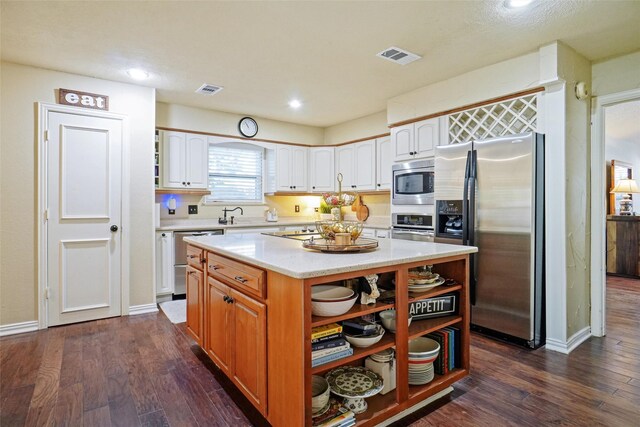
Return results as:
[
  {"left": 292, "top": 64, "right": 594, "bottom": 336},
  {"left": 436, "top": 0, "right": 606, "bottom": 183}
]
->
[
  {"left": 38, "top": 103, "right": 129, "bottom": 327},
  {"left": 590, "top": 89, "right": 640, "bottom": 337}
]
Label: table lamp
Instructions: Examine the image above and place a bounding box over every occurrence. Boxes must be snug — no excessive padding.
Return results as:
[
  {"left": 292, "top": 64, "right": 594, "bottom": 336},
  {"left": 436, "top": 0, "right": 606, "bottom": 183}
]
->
[{"left": 610, "top": 178, "right": 640, "bottom": 215}]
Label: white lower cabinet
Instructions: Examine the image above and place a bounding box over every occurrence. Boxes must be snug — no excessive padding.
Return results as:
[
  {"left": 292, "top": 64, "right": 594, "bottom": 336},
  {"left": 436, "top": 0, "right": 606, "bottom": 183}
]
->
[{"left": 155, "top": 231, "right": 174, "bottom": 297}]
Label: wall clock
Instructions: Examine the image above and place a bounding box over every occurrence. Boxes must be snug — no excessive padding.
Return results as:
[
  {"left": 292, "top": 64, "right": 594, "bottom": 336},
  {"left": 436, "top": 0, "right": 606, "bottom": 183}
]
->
[{"left": 238, "top": 117, "right": 258, "bottom": 138}]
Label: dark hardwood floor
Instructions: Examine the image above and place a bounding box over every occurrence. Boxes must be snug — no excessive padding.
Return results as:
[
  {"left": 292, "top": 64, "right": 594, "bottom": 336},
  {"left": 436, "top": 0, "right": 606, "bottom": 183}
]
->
[{"left": 1, "top": 276, "right": 639, "bottom": 426}]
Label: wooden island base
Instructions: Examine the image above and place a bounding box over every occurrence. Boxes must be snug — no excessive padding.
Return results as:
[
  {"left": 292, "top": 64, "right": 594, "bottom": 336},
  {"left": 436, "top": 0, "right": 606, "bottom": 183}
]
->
[{"left": 184, "top": 235, "right": 473, "bottom": 427}]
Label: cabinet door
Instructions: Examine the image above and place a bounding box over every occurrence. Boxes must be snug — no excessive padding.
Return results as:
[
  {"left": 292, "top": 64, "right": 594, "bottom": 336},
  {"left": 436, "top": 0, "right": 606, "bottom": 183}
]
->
[
  {"left": 231, "top": 289, "right": 267, "bottom": 414},
  {"left": 155, "top": 231, "right": 174, "bottom": 296},
  {"left": 290, "top": 146, "right": 308, "bottom": 192},
  {"left": 185, "top": 133, "right": 209, "bottom": 189},
  {"left": 414, "top": 118, "right": 439, "bottom": 158},
  {"left": 354, "top": 140, "right": 376, "bottom": 191},
  {"left": 335, "top": 145, "right": 355, "bottom": 188},
  {"left": 206, "top": 277, "right": 231, "bottom": 373},
  {"left": 275, "top": 145, "right": 292, "bottom": 191},
  {"left": 186, "top": 265, "right": 204, "bottom": 346},
  {"left": 376, "top": 136, "right": 392, "bottom": 190},
  {"left": 309, "top": 147, "right": 335, "bottom": 192},
  {"left": 162, "top": 131, "right": 186, "bottom": 188},
  {"left": 392, "top": 123, "right": 414, "bottom": 162}
]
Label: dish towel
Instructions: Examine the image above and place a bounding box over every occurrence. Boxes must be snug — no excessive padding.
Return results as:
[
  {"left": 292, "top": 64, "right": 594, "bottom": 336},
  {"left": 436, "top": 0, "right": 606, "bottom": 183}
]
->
[{"left": 159, "top": 300, "right": 186, "bottom": 324}]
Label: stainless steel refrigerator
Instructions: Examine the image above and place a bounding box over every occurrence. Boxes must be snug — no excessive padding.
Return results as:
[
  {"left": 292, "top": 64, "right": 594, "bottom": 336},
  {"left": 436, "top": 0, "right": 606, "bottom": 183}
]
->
[{"left": 434, "top": 132, "right": 544, "bottom": 348}]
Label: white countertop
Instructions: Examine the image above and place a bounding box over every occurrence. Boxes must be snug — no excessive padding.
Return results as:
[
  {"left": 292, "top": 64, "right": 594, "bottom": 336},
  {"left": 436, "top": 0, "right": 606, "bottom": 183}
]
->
[
  {"left": 184, "top": 233, "right": 477, "bottom": 279},
  {"left": 157, "top": 216, "right": 391, "bottom": 231}
]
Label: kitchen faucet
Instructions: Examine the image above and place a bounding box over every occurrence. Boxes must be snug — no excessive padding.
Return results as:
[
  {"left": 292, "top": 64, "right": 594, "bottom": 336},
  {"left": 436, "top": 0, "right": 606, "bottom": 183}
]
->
[{"left": 219, "top": 207, "right": 244, "bottom": 224}]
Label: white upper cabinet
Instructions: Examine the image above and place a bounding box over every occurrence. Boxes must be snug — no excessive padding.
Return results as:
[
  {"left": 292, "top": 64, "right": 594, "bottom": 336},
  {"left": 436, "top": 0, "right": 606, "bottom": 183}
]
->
[
  {"left": 391, "top": 117, "right": 440, "bottom": 162},
  {"left": 275, "top": 144, "right": 308, "bottom": 192},
  {"left": 162, "top": 131, "right": 208, "bottom": 189},
  {"left": 335, "top": 140, "right": 376, "bottom": 191},
  {"left": 376, "top": 136, "right": 392, "bottom": 190},
  {"left": 309, "top": 147, "right": 335, "bottom": 193}
]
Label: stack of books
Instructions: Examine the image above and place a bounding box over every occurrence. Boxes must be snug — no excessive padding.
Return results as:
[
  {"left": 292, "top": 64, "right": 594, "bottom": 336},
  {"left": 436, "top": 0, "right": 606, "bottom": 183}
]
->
[
  {"left": 342, "top": 317, "right": 378, "bottom": 336},
  {"left": 311, "top": 323, "right": 353, "bottom": 367},
  {"left": 427, "top": 326, "right": 460, "bottom": 375},
  {"left": 312, "top": 398, "right": 356, "bottom": 427}
]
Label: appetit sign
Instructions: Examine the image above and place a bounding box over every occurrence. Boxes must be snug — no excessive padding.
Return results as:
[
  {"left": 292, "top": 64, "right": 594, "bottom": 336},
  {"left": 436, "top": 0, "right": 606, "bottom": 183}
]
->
[{"left": 58, "top": 88, "right": 109, "bottom": 111}]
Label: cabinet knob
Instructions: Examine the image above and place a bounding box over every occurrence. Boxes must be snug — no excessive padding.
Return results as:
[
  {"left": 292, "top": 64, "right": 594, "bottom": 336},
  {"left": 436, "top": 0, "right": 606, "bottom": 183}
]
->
[
  {"left": 223, "top": 295, "right": 229, "bottom": 302},
  {"left": 312, "top": 186, "right": 316, "bottom": 189},
  {"left": 293, "top": 186, "right": 296, "bottom": 189},
  {"left": 227, "top": 297, "right": 234, "bottom": 304},
  {"left": 187, "top": 182, "right": 191, "bottom": 186},
  {"left": 234, "top": 276, "right": 248, "bottom": 284},
  {"left": 182, "top": 181, "right": 186, "bottom": 185},
  {"left": 209, "top": 264, "right": 218, "bottom": 270},
  {"left": 377, "top": 184, "right": 381, "bottom": 187}
]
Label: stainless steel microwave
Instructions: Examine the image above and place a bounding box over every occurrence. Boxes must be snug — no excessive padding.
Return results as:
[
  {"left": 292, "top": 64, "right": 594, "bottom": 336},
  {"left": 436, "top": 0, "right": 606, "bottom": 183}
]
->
[{"left": 392, "top": 159, "right": 435, "bottom": 205}]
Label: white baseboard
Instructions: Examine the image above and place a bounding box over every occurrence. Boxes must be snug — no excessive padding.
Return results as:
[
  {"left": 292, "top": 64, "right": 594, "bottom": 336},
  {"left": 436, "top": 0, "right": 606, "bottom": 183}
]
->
[
  {"left": 128, "top": 303, "right": 159, "bottom": 316},
  {"left": 0, "top": 320, "right": 39, "bottom": 337},
  {"left": 545, "top": 326, "right": 591, "bottom": 354}
]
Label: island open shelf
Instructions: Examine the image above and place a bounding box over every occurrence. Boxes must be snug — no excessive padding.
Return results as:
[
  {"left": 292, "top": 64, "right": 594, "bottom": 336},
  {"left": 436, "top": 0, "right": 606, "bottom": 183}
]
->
[{"left": 183, "top": 233, "right": 476, "bottom": 427}]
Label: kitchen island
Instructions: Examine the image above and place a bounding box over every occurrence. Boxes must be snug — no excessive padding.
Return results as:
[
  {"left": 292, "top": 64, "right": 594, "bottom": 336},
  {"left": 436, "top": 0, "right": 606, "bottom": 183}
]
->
[{"left": 183, "top": 233, "right": 477, "bottom": 426}]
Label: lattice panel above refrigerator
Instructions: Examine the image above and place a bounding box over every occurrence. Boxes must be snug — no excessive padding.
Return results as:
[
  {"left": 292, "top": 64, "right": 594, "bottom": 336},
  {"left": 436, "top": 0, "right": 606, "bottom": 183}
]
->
[{"left": 448, "top": 94, "right": 537, "bottom": 144}]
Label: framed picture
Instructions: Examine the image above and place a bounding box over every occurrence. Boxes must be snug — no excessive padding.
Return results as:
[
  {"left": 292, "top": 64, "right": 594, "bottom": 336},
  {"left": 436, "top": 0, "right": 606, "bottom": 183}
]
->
[{"left": 609, "top": 159, "right": 633, "bottom": 214}]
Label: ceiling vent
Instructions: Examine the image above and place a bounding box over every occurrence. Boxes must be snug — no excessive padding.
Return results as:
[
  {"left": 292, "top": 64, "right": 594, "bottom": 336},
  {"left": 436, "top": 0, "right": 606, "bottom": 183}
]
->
[
  {"left": 195, "top": 83, "right": 223, "bottom": 95},
  {"left": 376, "top": 46, "right": 421, "bottom": 65}
]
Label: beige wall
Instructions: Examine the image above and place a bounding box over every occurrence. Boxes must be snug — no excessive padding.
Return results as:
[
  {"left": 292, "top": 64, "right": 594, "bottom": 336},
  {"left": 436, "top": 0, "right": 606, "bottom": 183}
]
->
[
  {"left": 386, "top": 51, "right": 540, "bottom": 125},
  {"left": 0, "top": 62, "right": 156, "bottom": 326},
  {"left": 556, "top": 44, "right": 592, "bottom": 338},
  {"left": 156, "top": 102, "right": 324, "bottom": 146},
  {"left": 592, "top": 50, "right": 640, "bottom": 97},
  {"left": 323, "top": 111, "right": 389, "bottom": 145}
]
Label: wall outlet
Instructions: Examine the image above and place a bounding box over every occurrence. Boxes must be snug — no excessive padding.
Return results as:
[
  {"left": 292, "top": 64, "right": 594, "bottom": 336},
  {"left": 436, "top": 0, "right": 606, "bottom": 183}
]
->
[
  {"left": 188, "top": 205, "right": 198, "bottom": 214},
  {"left": 295, "top": 205, "right": 300, "bottom": 213}
]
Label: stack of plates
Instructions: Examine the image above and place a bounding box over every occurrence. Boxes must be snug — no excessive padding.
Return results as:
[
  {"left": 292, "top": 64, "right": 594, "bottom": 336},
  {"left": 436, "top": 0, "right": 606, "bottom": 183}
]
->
[
  {"left": 408, "top": 272, "right": 445, "bottom": 292},
  {"left": 407, "top": 337, "right": 440, "bottom": 385}
]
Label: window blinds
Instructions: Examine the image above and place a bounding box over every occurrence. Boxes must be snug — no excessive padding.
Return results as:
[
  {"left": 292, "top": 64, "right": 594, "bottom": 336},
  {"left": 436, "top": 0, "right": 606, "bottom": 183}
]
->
[{"left": 207, "top": 144, "right": 263, "bottom": 202}]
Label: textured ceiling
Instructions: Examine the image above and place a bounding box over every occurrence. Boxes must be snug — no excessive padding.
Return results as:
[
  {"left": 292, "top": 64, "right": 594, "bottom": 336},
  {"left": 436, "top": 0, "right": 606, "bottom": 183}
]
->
[{"left": 2, "top": 0, "right": 640, "bottom": 127}]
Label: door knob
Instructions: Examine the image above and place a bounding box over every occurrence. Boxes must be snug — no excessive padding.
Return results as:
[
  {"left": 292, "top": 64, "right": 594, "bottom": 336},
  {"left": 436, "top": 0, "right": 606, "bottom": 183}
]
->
[{"left": 110, "top": 225, "right": 119, "bottom": 232}]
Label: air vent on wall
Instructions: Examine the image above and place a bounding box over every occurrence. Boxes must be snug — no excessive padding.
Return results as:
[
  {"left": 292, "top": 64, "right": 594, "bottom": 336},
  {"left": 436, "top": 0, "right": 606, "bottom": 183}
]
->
[
  {"left": 195, "top": 83, "right": 223, "bottom": 95},
  {"left": 376, "top": 46, "right": 421, "bottom": 65}
]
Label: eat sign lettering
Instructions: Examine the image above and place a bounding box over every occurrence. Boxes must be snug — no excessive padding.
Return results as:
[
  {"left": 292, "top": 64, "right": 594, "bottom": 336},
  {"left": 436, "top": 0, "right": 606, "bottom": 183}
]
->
[{"left": 58, "top": 88, "right": 109, "bottom": 111}]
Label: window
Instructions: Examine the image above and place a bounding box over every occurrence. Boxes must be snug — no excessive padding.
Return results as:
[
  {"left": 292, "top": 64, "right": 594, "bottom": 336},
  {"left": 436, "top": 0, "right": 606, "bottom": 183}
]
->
[{"left": 205, "top": 143, "right": 264, "bottom": 203}]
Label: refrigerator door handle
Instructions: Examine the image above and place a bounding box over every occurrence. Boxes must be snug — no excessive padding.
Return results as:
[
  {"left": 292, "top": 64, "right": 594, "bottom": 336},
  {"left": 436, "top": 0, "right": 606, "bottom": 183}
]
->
[
  {"left": 469, "top": 149, "right": 478, "bottom": 305},
  {"left": 462, "top": 150, "right": 471, "bottom": 246}
]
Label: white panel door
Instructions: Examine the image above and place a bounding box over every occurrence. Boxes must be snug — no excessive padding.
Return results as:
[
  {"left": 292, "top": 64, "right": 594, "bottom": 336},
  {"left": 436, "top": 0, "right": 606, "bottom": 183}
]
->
[
  {"left": 185, "top": 133, "right": 208, "bottom": 189},
  {"left": 392, "top": 123, "right": 414, "bottom": 161},
  {"left": 309, "top": 147, "right": 335, "bottom": 192},
  {"left": 47, "top": 111, "right": 123, "bottom": 326},
  {"left": 162, "top": 131, "right": 186, "bottom": 188},
  {"left": 354, "top": 140, "right": 376, "bottom": 191},
  {"left": 414, "top": 118, "right": 439, "bottom": 158},
  {"left": 335, "top": 145, "right": 355, "bottom": 188},
  {"left": 376, "top": 136, "right": 392, "bottom": 190},
  {"left": 290, "top": 146, "right": 308, "bottom": 192},
  {"left": 275, "top": 145, "right": 292, "bottom": 191}
]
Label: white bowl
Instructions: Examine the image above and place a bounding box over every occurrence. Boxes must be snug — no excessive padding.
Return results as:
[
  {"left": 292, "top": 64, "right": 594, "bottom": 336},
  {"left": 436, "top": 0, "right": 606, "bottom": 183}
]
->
[
  {"left": 311, "top": 375, "right": 330, "bottom": 414},
  {"left": 408, "top": 337, "right": 440, "bottom": 360},
  {"left": 344, "top": 325, "right": 385, "bottom": 348},
  {"left": 312, "top": 285, "right": 355, "bottom": 301},
  {"left": 379, "top": 310, "right": 412, "bottom": 333},
  {"left": 311, "top": 294, "right": 357, "bottom": 317}
]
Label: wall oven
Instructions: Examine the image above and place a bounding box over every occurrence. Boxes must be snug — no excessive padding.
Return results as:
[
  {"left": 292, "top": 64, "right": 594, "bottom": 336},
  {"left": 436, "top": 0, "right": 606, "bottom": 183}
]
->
[
  {"left": 392, "top": 159, "right": 435, "bottom": 205},
  {"left": 391, "top": 213, "right": 435, "bottom": 242}
]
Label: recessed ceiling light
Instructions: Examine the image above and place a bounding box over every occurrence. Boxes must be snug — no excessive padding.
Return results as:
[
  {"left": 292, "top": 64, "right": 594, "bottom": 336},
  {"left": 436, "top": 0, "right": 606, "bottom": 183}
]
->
[
  {"left": 504, "top": 0, "right": 534, "bottom": 8},
  {"left": 289, "top": 99, "right": 302, "bottom": 109},
  {"left": 126, "top": 68, "right": 149, "bottom": 80}
]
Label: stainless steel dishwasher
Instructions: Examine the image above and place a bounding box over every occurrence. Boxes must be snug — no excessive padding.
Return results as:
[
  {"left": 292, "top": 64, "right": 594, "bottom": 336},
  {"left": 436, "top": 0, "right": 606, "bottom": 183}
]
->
[{"left": 174, "top": 230, "right": 223, "bottom": 295}]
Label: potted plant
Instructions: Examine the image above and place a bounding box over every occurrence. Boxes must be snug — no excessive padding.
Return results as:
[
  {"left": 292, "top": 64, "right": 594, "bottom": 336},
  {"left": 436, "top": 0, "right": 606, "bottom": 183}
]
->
[{"left": 319, "top": 198, "right": 334, "bottom": 220}]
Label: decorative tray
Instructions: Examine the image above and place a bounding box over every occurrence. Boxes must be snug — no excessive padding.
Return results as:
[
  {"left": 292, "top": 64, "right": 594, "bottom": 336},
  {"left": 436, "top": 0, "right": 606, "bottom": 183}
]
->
[
  {"left": 325, "top": 366, "right": 384, "bottom": 398},
  {"left": 302, "top": 238, "right": 378, "bottom": 253}
]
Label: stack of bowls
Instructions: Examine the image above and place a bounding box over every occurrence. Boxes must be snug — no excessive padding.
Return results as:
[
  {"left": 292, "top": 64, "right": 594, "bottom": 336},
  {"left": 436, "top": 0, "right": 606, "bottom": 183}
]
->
[
  {"left": 407, "top": 337, "right": 440, "bottom": 385},
  {"left": 311, "top": 285, "right": 357, "bottom": 317},
  {"left": 311, "top": 375, "right": 330, "bottom": 415},
  {"left": 344, "top": 325, "right": 385, "bottom": 348}
]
